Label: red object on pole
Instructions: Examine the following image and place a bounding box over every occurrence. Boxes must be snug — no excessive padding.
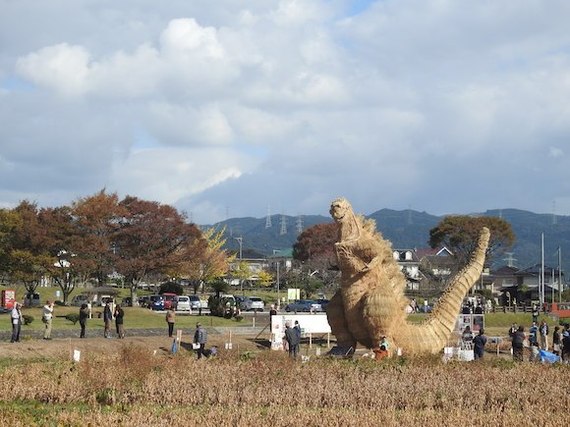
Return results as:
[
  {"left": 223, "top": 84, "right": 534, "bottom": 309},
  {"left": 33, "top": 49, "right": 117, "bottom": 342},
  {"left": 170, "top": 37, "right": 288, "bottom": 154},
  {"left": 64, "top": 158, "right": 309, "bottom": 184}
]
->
[{"left": 1, "top": 289, "right": 16, "bottom": 309}]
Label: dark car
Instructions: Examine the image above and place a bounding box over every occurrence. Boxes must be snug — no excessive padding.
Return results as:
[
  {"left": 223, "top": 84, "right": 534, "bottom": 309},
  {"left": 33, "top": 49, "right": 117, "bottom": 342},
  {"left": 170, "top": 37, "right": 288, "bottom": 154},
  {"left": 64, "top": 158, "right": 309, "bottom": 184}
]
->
[
  {"left": 285, "top": 300, "right": 323, "bottom": 313},
  {"left": 315, "top": 299, "right": 330, "bottom": 310},
  {"left": 149, "top": 295, "right": 165, "bottom": 311},
  {"left": 138, "top": 295, "right": 151, "bottom": 307}
]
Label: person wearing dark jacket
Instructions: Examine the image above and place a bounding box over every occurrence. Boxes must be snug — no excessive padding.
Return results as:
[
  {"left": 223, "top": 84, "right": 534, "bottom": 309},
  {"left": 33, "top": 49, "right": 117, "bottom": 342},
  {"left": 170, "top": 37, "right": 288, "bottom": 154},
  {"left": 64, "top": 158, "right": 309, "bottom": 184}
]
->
[
  {"left": 114, "top": 304, "right": 125, "bottom": 339},
  {"left": 103, "top": 302, "right": 113, "bottom": 338},
  {"left": 79, "top": 303, "right": 89, "bottom": 338},
  {"left": 284, "top": 323, "right": 300, "bottom": 359},
  {"left": 512, "top": 326, "right": 526, "bottom": 362},
  {"left": 472, "top": 329, "right": 488, "bottom": 359}
]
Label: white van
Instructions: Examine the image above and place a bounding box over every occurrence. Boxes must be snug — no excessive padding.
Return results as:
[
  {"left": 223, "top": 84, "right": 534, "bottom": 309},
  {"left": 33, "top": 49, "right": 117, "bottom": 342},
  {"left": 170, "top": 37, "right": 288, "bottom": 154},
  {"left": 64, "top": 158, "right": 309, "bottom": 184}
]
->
[{"left": 176, "top": 296, "right": 192, "bottom": 312}]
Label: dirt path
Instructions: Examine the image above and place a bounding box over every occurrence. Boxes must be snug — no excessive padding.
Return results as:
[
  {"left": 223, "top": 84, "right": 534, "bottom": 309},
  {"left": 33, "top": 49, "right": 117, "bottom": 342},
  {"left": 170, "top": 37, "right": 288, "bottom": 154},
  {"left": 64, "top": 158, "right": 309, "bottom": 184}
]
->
[{"left": 0, "top": 334, "right": 264, "bottom": 360}]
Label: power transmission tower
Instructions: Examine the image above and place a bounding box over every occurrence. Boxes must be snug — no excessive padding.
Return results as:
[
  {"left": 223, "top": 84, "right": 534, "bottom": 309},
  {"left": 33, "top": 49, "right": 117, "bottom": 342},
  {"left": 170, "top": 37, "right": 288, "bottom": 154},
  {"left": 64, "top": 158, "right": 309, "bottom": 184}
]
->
[
  {"left": 296, "top": 215, "right": 304, "bottom": 234},
  {"left": 265, "top": 205, "right": 272, "bottom": 228},
  {"left": 503, "top": 252, "right": 517, "bottom": 267},
  {"left": 280, "top": 215, "right": 287, "bottom": 235}
]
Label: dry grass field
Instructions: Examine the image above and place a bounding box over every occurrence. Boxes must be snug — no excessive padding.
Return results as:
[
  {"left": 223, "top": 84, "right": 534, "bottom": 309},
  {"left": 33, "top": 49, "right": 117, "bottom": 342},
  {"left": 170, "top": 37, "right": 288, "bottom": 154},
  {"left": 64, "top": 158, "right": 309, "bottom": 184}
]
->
[{"left": 0, "top": 334, "right": 569, "bottom": 427}]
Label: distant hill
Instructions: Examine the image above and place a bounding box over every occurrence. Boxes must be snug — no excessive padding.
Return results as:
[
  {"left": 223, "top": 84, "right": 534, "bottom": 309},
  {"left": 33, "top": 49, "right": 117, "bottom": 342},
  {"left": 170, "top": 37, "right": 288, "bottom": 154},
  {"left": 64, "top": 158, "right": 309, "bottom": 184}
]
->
[{"left": 203, "top": 208, "right": 570, "bottom": 274}]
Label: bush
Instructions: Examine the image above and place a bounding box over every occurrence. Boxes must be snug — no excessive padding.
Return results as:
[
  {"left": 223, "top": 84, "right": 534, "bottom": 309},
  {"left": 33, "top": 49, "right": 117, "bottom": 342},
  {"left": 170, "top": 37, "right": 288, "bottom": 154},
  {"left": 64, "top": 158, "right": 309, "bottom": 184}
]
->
[
  {"left": 65, "top": 313, "right": 80, "bottom": 324},
  {"left": 235, "top": 315, "right": 244, "bottom": 322},
  {"left": 22, "top": 315, "right": 34, "bottom": 325}
]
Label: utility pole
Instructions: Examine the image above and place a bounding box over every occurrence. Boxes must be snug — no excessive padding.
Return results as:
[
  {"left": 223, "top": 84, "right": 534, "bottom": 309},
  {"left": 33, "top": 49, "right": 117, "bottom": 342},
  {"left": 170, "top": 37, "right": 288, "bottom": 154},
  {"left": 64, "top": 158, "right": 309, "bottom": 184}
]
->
[
  {"left": 234, "top": 237, "right": 243, "bottom": 260},
  {"left": 541, "top": 233, "right": 545, "bottom": 306},
  {"left": 559, "top": 247, "right": 562, "bottom": 303},
  {"left": 276, "top": 261, "right": 280, "bottom": 310}
]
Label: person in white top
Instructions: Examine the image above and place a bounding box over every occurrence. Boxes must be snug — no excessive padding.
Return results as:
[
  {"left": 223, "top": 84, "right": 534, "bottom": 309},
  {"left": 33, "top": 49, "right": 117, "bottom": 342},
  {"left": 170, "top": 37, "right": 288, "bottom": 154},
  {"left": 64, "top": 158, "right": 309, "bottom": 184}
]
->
[
  {"left": 42, "top": 300, "right": 54, "bottom": 340},
  {"left": 10, "top": 302, "right": 22, "bottom": 343}
]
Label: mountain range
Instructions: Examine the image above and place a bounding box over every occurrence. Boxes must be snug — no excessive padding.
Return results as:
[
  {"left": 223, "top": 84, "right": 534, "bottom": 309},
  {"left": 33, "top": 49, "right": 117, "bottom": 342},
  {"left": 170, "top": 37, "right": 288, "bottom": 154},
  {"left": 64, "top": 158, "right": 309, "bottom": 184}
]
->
[{"left": 205, "top": 208, "right": 570, "bottom": 274}]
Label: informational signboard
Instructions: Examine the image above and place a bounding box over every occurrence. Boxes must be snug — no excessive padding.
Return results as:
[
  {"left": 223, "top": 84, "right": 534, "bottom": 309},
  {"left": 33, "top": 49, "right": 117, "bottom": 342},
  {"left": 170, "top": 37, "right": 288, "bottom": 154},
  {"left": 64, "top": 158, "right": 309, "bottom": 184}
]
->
[
  {"left": 287, "top": 288, "right": 300, "bottom": 301},
  {"left": 456, "top": 314, "right": 485, "bottom": 333},
  {"left": 270, "top": 313, "right": 331, "bottom": 350}
]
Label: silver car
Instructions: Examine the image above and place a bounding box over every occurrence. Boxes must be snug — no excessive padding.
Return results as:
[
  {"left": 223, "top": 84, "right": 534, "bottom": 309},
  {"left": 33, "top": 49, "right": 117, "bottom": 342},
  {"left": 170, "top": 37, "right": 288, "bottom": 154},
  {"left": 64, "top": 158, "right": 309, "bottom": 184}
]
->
[{"left": 241, "top": 296, "right": 265, "bottom": 312}]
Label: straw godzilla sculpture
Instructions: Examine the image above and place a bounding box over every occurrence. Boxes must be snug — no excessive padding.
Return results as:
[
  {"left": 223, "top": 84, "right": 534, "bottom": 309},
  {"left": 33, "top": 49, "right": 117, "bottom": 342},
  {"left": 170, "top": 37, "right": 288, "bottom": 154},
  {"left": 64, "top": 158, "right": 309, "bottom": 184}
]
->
[{"left": 326, "top": 198, "right": 490, "bottom": 355}]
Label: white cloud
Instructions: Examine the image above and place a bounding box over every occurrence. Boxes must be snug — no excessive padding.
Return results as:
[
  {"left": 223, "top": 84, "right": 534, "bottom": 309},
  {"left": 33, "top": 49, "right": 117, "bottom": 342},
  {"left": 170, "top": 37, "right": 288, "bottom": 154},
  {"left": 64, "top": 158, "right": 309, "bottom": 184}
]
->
[
  {"left": 16, "top": 43, "right": 90, "bottom": 96},
  {"left": 2, "top": 0, "right": 570, "bottom": 224}
]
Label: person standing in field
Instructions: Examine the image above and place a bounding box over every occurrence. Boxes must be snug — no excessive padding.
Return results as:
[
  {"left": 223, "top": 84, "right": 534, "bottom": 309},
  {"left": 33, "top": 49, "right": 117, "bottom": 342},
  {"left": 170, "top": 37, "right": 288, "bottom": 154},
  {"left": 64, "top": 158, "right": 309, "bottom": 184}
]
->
[
  {"left": 539, "top": 319, "right": 549, "bottom": 350},
  {"left": 511, "top": 326, "right": 525, "bottom": 362},
  {"left": 529, "top": 322, "right": 539, "bottom": 347},
  {"left": 562, "top": 324, "right": 570, "bottom": 363},
  {"left": 552, "top": 326, "right": 561, "bottom": 356},
  {"left": 532, "top": 304, "right": 539, "bottom": 324},
  {"left": 103, "top": 302, "right": 113, "bottom": 338},
  {"left": 284, "top": 322, "right": 300, "bottom": 359},
  {"left": 79, "top": 303, "right": 89, "bottom": 338},
  {"left": 194, "top": 322, "right": 208, "bottom": 359},
  {"left": 10, "top": 302, "right": 22, "bottom": 343},
  {"left": 42, "top": 300, "right": 54, "bottom": 340},
  {"left": 508, "top": 323, "right": 518, "bottom": 338},
  {"left": 472, "top": 329, "right": 488, "bottom": 359},
  {"left": 114, "top": 304, "right": 125, "bottom": 339},
  {"left": 166, "top": 307, "right": 176, "bottom": 338}
]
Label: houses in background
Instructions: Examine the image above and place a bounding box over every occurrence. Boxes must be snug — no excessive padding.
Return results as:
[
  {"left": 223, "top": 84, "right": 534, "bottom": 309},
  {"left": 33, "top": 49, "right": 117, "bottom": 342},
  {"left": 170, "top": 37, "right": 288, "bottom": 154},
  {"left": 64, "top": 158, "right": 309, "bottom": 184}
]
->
[{"left": 393, "top": 245, "right": 566, "bottom": 305}]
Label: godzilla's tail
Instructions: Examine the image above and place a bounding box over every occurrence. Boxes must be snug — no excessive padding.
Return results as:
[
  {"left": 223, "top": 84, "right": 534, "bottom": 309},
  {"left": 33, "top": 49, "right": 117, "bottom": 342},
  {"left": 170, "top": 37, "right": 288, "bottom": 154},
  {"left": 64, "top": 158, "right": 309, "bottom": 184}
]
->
[{"left": 405, "top": 227, "right": 490, "bottom": 354}]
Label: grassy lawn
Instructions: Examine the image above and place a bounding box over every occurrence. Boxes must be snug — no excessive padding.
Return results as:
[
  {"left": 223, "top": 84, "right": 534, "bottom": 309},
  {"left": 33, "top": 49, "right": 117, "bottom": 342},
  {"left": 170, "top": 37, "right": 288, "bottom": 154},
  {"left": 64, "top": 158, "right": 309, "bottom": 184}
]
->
[{"left": 0, "top": 305, "right": 253, "bottom": 332}]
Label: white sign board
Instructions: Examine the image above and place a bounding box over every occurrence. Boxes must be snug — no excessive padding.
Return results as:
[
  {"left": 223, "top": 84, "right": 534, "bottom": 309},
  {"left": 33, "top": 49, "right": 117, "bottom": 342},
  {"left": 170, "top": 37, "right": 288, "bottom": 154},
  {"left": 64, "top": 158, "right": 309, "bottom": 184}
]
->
[
  {"left": 287, "top": 288, "right": 300, "bottom": 301},
  {"left": 270, "top": 314, "right": 331, "bottom": 350}
]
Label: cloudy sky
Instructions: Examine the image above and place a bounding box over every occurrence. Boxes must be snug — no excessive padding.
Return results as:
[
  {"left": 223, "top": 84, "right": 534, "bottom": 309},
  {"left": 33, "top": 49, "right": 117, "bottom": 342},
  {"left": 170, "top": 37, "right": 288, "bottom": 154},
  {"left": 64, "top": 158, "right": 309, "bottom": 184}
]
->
[{"left": 1, "top": 0, "right": 570, "bottom": 224}]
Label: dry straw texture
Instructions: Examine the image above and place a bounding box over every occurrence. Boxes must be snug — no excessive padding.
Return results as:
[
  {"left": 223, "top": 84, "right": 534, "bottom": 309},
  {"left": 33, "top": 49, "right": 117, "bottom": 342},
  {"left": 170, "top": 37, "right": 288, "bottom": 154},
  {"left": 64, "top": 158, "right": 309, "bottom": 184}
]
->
[{"left": 0, "top": 345, "right": 569, "bottom": 426}]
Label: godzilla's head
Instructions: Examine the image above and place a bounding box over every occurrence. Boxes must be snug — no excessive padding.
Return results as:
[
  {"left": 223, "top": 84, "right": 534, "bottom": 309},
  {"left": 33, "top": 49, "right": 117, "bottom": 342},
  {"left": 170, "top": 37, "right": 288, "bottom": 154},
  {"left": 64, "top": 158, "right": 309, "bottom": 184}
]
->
[{"left": 330, "top": 197, "right": 353, "bottom": 223}]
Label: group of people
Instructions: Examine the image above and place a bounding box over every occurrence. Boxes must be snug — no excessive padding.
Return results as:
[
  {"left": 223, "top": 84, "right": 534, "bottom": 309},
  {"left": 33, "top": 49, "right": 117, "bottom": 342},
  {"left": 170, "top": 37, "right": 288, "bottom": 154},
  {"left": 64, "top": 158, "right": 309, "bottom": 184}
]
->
[
  {"left": 461, "top": 325, "right": 488, "bottom": 359},
  {"left": 165, "top": 310, "right": 217, "bottom": 359},
  {"left": 8, "top": 300, "right": 126, "bottom": 343},
  {"left": 283, "top": 320, "right": 302, "bottom": 358},
  {"left": 509, "top": 320, "right": 570, "bottom": 362},
  {"left": 10, "top": 300, "right": 56, "bottom": 343},
  {"left": 78, "top": 301, "right": 125, "bottom": 339}
]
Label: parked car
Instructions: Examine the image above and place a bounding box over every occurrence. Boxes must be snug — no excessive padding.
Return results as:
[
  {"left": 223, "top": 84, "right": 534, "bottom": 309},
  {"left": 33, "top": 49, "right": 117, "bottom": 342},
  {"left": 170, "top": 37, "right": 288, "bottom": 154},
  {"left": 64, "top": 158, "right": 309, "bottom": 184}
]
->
[
  {"left": 24, "top": 293, "right": 42, "bottom": 307},
  {"left": 149, "top": 294, "right": 164, "bottom": 311},
  {"left": 315, "top": 299, "right": 330, "bottom": 310},
  {"left": 188, "top": 295, "right": 202, "bottom": 310},
  {"left": 176, "top": 295, "right": 192, "bottom": 311},
  {"left": 99, "top": 295, "right": 115, "bottom": 307},
  {"left": 138, "top": 295, "right": 151, "bottom": 307},
  {"left": 71, "top": 294, "right": 90, "bottom": 307},
  {"left": 241, "top": 296, "right": 265, "bottom": 312},
  {"left": 162, "top": 293, "right": 178, "bottom": 310},
  {"left": 284, "top": 300, "right": 323, "bottom": 313},
  {"left": 122, "top": 296, "right": 133, "bottom": 306}
]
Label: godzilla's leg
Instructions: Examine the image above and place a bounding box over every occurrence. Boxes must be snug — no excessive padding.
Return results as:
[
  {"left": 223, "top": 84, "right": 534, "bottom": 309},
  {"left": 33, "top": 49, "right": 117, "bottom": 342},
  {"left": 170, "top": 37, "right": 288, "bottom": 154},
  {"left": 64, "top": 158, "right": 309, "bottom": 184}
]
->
[{"left": 326, "top": 291, "right": 356, "bottom": 349}]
